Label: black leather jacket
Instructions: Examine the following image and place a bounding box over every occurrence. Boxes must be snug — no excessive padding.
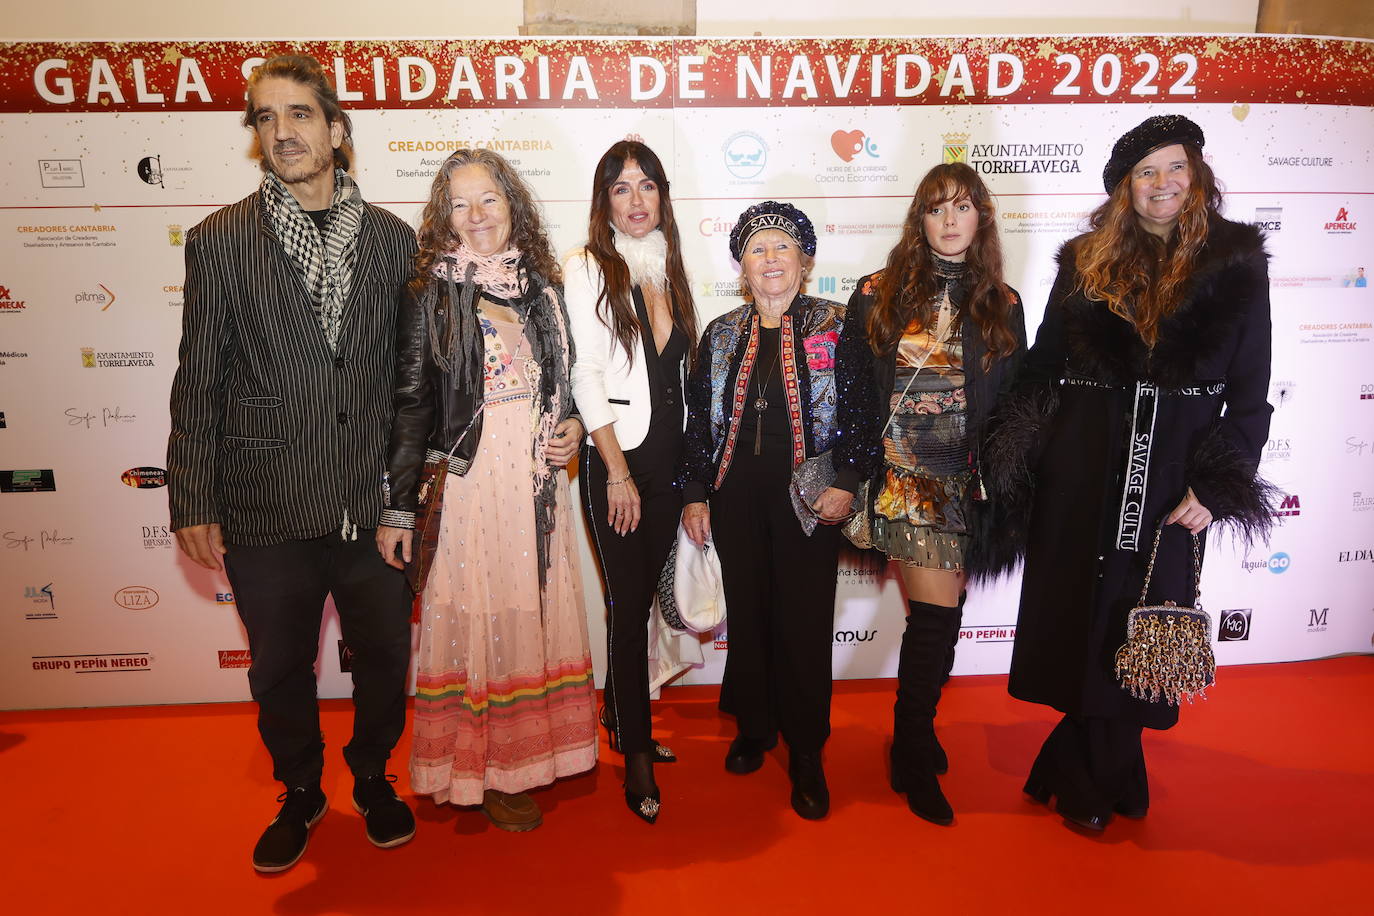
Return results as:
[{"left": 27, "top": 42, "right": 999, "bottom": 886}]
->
[{"left": 381, "top": 275, "right": 572, "bottom": 527}]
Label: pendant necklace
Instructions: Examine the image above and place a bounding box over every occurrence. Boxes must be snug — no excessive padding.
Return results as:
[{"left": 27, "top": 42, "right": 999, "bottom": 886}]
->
[{"left": 752, "top": 326, "right": 782, "bottom": 455}]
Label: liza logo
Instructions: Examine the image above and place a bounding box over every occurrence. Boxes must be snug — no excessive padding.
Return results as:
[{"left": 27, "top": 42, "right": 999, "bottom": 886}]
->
[{"left": 803, "top": 331, "right": 838, "bottom": 371}]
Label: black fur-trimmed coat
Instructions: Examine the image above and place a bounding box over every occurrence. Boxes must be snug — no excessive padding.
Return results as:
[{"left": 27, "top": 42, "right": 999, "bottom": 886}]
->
[{"left": 987, "top": 217, "right": 1274, "bottom": 729}]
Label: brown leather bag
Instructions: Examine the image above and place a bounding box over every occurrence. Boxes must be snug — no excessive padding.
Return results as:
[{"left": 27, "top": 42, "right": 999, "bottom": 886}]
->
[{"left": 404, "top": 455, "right": 450, "bottom": 596}]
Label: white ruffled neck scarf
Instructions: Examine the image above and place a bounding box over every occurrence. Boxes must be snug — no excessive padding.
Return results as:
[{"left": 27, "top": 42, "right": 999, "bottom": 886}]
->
[{"left": 612, "top": 227, "right": 668, "bottom": 290}]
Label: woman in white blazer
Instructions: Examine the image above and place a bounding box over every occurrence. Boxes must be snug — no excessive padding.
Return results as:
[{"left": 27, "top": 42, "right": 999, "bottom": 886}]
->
[{"left": 566, "top": 140, "right": 698, "bottom": 824}]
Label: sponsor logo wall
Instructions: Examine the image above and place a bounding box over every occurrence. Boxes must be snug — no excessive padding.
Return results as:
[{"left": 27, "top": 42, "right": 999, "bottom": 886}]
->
[{"left": 0, "top": 35, "right": 1370, "bottom": 709}]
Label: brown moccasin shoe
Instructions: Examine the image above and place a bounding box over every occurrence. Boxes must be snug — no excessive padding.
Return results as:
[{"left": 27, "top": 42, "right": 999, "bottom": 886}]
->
[{"left": 482, "top": 790, "right": 543, "bottom": 832}]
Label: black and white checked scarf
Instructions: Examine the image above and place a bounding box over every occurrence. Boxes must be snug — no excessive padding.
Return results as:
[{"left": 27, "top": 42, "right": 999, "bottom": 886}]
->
[{"left": 262, "top": 169, "right": 364, "bottom": 352}]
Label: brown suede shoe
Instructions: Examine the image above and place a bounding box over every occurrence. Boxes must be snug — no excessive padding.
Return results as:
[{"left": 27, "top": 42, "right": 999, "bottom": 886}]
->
[{"left": 482, "top": 790, "right": 542, "bottom": 832}]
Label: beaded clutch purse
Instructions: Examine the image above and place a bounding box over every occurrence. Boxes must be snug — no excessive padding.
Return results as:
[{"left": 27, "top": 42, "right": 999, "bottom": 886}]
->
[{"left": 1113, "top": 522, "right": 1215, "bottom": 705}]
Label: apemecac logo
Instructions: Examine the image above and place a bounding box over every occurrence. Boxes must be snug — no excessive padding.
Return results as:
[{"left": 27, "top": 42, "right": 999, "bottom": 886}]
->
[
  {"left": 1218, "top": 608, "right": 1251, "bottom": 641},
  {"left": 1324, "top": 206, "right": 1356, "bottom": 234},
  {"left": 0, "top": 285, "right": 26, "bottom": 314},
  {"left": 1307, "top": 608, "right": 1329, "bottom": 633}
]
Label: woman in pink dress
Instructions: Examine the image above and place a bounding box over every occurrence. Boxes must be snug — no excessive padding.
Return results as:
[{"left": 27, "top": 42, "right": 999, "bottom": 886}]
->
[{"left": 377, "top": 149, "right": 596, "bottom": 831}]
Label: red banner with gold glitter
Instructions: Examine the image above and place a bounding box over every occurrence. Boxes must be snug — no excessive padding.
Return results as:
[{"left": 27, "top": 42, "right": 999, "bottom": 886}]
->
[{"left": 1, "top": 35, "right": 1371, "bottom": 113}]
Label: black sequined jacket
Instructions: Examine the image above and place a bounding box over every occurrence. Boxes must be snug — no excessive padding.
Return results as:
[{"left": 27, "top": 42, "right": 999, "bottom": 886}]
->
[{"left": 681, "top": 293, "right": 879, "bottom": 503}]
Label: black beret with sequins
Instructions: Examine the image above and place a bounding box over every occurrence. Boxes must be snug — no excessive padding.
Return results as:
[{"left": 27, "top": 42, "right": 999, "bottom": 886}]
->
[{"left": 1102, "top": 114, "right": 1205, "bottom": 193}]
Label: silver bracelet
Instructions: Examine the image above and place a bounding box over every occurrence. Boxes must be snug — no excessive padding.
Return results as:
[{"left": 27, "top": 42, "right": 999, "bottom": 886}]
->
[{"left": 606, "top": 474, "right": 631, "bottom": 486}]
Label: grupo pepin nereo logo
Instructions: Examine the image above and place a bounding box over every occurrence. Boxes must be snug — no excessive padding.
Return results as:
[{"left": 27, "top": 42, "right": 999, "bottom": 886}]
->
[{"left": 120, "top": 466, "right": 167, "bottom": 489}]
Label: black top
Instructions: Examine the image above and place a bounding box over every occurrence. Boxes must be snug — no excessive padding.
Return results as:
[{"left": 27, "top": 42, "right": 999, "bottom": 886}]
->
[
  {"left": 734, "top": 324, "right": 792, "bottom": 468},
  {"left": 624, "top": 285, "right": 687, "bottom": 474},
  {"left": 306, "top": 208, "right": 330, "bottom": 232}
]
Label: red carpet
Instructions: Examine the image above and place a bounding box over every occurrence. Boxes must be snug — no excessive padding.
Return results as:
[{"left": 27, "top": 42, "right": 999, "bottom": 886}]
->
[{"left": 3, "top": 656, "right": 1370, "bottom": 914}]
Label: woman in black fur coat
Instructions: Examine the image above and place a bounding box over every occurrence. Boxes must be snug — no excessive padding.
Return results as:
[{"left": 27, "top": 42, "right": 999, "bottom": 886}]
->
[{"left": 987, "top": 116, "right": 1275, "bottom": 832}]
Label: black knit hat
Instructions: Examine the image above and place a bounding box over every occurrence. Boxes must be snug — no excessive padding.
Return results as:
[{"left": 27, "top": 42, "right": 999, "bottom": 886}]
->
[
  {"left": 728, "top": 200, "right": 817, "bottom": 262},
  {"left": 1102, "top": 115, "right": 1205, "bottom": 193}
]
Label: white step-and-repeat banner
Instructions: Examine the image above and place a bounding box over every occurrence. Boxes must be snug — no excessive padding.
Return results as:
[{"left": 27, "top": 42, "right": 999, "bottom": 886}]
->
[{"left": 1, "top": 36, "right": 1371, "bottom": 709}]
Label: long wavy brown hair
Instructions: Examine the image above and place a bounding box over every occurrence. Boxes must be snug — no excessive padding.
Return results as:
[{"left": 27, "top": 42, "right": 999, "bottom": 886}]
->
[
  {"left": 585, "top": 141, "right": 698, "bottom": 366},
  {"left": 867, "top": 163, "right": 1017, "bottom": 368},
  {"left": 1075, "top": 143, "right": 1221, "bottom": 346},
  {"left": 413, "top": 149, "right": 561, "bottom": 296}
]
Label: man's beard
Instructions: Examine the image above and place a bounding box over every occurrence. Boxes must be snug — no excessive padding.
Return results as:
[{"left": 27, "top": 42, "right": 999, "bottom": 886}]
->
[{"left": 269, "top": 145, "right": 334, "bottom": 186}]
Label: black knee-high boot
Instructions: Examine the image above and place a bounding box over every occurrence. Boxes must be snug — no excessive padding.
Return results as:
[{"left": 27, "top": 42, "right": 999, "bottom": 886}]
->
[
  {"left": 891, "top": 599, "right": 962, "bottom": 825},
  {"left": 939, "top": 591, "right": 966, "bottom": 685}
]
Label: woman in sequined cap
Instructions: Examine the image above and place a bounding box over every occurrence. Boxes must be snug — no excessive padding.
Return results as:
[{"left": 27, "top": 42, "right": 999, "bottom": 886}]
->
[
  {"left": 680, "top": 200, "right": 879, "bottom": 821},
  {"left": 847, "top": 162, "right": 1026, "bottom": 826}
]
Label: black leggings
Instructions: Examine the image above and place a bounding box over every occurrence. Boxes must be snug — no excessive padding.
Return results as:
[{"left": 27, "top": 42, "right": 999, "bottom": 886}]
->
[{"left": 580, "top": 444, "right": 681, "bottom": 755}]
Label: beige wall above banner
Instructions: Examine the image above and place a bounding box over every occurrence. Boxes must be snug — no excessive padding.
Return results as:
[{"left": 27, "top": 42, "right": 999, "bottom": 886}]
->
[{"left": 1, "top": 35, "right": 1371, "bottom": 710}]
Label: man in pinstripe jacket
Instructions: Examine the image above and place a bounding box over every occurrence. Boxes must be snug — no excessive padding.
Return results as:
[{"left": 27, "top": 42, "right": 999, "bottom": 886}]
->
[{"left": 167, "top": 56, "right": 418, "bottom": 873}]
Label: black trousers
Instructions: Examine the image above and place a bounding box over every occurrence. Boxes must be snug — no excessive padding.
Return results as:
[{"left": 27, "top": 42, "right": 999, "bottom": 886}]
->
[
  {"left": 711, "top": 449, "right": 841, "bottom": 752},
  {"left": 581, "top": 444, "right": 681, "bottom": 755},
  {"left": 1030, "top": 714, "right": 1148, "bottom": 814},
  {"left": 224, "top": 530, "right": 412, "bottom": 789}
]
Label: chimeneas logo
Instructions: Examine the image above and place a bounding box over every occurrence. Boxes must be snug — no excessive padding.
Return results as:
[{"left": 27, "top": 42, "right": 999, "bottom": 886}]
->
[
  {"left": 114, "top": 586, "right": 159, "bottom": 609},
  {"left": 1273, "top": 493, "right": 1301, "bottom": 517},
  {"left": 1306, "top": 608, "right": 1329, "bottom": 633},
  {"left": 218, "top": 649, "right": 252, "bottom": 669},
  {"left": 722, "top": 131, "right": 768, "bottom": 181},
  {"left": 831, "top": 129, "right": 878, "bottom": 162},
  {"left": 1218, "top": 608, "right": 1251, "bottom": 642},
  {"left": 1324, "top": 207, "right": 1356, "bottom": 234},
  {"left": 120, "top": 467, "right": 167, "bottom": 489}
]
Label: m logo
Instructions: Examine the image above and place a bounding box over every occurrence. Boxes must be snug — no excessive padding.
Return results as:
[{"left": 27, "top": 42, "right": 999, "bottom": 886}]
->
[
  {"left": 1307, "top": 608, "right": 1329, "bottom": 631},
  {"left": 1274, "top": 493, "right": 1301, "bottom": 517}
]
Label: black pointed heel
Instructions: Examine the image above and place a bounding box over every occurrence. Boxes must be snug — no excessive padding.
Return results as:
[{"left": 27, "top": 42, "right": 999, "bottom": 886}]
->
[{"left": 624, "top": 787, "right": 661, "bottom": 824}]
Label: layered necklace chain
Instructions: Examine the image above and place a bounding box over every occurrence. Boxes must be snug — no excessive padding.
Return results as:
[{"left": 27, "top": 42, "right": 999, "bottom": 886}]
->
[{"left": 752, "top": 325, "right": 782, "bottom": 456}]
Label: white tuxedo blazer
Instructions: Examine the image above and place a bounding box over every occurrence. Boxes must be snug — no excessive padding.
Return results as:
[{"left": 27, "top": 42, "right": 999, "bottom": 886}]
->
[{"left": 565, "top": 248, "right": 656, "bottom": 450}]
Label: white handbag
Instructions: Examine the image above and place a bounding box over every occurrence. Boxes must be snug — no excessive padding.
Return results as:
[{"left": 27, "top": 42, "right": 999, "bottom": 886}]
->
[{"left": 657, "top": 523, "right": 726, "bottom": 634}]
